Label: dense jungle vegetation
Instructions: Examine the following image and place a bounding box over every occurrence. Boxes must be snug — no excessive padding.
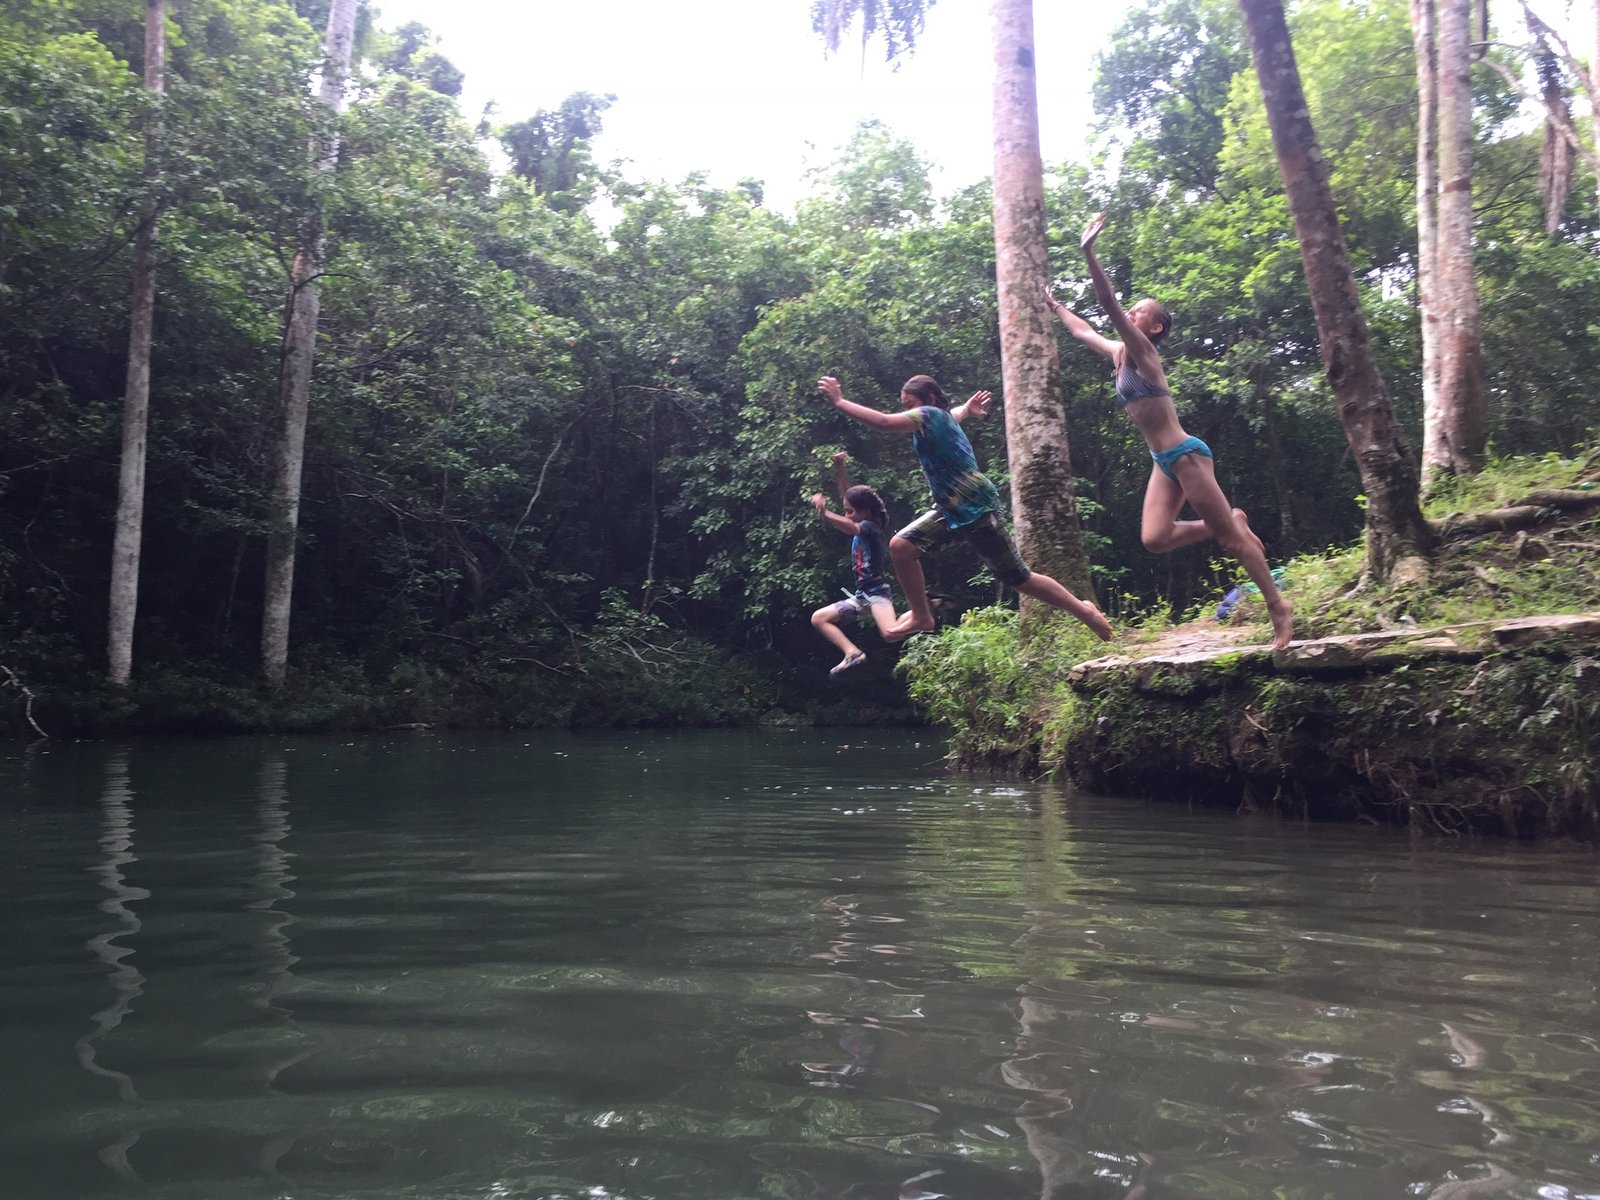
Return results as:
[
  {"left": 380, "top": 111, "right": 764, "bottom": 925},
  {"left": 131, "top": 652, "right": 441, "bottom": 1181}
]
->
[{"left": 2, "top": 0, "right": 1596, "bottom": 735}]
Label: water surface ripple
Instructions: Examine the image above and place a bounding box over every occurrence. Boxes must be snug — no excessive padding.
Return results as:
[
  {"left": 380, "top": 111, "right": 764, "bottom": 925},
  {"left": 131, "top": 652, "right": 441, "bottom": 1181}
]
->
[{"left": 1, "top": 730, "right": 1597, "bottom": 1199}]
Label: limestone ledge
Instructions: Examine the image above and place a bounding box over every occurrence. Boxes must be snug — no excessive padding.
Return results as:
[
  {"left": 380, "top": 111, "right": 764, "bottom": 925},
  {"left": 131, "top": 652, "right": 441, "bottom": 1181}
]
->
[
  {"left": 1069, "top": 613, "right": 1600, "bottom": 697},
  {"left": 1046, "top": 611, "right": 1600, "bottom": 837}
]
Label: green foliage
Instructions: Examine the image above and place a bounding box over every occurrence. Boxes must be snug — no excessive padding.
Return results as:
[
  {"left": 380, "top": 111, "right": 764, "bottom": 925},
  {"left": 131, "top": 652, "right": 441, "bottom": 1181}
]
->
[
  {"left": 1421, "top": 448, "right": 1597, "bottom": 516},
  {"left": 899, "top": 605, "right": 1112, "bottom": 766},
  {"left": 812, "top": 120, "right": 937, "bottom": 232},
  {"left": 811, "top": 0, "right": 933, "bottom": 61},
  {"left": 375, "top": 21, "right": 463, "bottom": 96},
  {"left": 899, "top": 607, "right": 1030, "bottom": 759},
  {"left": 1092, "top": 0, "right": 1244, "bottom": 193},
  {"left": 1255, "top": 448, "right": 1600, "bottom": 637},
  {"left": 571, "top": 592, "right": 776, "bottom": 726},
  {"left": 498, "top": 91, "right": 613, "bottom": 212}
]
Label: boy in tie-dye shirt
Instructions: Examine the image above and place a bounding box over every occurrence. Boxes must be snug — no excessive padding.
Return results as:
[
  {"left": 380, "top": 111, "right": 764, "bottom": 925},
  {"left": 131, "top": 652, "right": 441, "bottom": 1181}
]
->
[{"left": 817, "top": 373, "right": 1113, "bottom": 643}]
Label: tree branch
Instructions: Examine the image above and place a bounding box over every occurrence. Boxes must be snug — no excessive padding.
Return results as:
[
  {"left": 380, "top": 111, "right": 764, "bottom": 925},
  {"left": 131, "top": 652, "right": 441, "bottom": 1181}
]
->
[
  {"left": 1480, "top": 18, "right": 1600, "bottom": 178},
  {"left": 505, "top": 414, "right": 583, "bottom": 546},
  {"left": 1, "top": 665, "right": 47, "bottom": 739},
  {"left": 1518, "top": 1, "right": 1600, "bottom": 114}
]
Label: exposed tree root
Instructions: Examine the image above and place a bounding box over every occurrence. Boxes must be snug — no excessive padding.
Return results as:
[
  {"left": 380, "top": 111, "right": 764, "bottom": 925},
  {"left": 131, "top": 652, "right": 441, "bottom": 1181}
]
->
[{"left": 1433, "top": 488, "right": 1600, "bottom": 540}]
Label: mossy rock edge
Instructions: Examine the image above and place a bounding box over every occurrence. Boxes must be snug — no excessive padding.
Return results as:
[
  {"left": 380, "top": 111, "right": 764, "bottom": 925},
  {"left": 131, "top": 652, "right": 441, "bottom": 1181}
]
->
[{"left": 1040, "top": 614, "right": 1600, "bottom": 839}]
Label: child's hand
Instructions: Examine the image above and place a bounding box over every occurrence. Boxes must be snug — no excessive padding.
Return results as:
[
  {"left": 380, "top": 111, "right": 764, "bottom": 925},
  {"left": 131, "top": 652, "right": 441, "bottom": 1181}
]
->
[
  {"left": 1040, "top": 282, "right": 1065, "bottom": 315},
  {"left": 811, "top": 492, "right": 827, "bottom": 514},
  {"left": 817, "top": 376, "right": 844, "bottom": 405},
  {"left": 832, "top": 450, "right": 848, "bottom": 466},
  {"left": 965, "top": 390, "right": 992, "bottom": 419}
]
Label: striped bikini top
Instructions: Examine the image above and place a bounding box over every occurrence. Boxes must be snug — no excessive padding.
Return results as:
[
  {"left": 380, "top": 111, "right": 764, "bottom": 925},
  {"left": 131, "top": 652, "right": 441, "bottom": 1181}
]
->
[{"left": 1115, "top": 357, "right": 1170, "bottom": 406}]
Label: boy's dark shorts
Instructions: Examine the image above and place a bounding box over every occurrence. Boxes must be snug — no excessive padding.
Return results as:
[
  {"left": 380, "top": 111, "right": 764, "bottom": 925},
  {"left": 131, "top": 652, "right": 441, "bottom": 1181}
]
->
[{"left": 894, "top": 509, "right": 1032, "bottom": 588}]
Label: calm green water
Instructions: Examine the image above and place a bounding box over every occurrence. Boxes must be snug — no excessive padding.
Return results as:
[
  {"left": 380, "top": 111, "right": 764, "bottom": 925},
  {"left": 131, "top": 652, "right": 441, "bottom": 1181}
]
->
[{"left": 2, "top": 730, "right": 1598, "bottom": 1200}]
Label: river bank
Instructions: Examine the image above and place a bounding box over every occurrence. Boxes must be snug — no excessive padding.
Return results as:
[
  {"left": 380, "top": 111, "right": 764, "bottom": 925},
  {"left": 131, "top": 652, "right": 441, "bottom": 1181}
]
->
[
  {"left": 901, "top": 448, "right": 1600, "bottom": 839},
  {"left": 1056, "top": 612, "right": 1599, "bottom": 837}
]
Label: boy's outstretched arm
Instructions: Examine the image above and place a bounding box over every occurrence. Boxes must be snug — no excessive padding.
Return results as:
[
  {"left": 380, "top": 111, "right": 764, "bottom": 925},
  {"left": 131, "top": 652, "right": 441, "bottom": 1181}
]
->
[
  {"left": 818, "top": 375, "right": 917, "bottom": 432},
  {"left": 951, "top": 389, "right": 992, "bottom": 424}
]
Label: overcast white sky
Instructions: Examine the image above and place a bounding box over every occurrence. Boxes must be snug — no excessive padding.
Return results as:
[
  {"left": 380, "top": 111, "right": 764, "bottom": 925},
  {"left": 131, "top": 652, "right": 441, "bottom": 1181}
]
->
[{"left": 366, "top": 0, "right": 1126, "bottom": 210}]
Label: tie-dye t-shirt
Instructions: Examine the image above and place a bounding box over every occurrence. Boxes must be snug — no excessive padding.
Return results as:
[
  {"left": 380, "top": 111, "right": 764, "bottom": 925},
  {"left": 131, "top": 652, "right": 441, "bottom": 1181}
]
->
[{"left": 906, "top": 406, "right": 999, "bottom": 530}]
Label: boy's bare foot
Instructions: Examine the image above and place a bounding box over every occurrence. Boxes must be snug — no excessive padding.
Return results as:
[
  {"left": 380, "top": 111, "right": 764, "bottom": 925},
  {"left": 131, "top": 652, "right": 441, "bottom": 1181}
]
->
[
  {"left": 1234, "top": 508, "right": 1267, "bottom": 559},
  {"left": 1268, "top": 597, "right": 1294, "bottom": 650},
  {"left": 883, "top": 614, "right": 936, "bottom": 643},
  {"left": 829, "top": 650, "right": 867, "bottom": 675}
]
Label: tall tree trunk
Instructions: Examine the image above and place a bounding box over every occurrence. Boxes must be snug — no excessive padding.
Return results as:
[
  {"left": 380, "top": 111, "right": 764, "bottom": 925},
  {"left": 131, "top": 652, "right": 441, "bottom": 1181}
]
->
[
  {"left": 1424, "top": 0, "right": 1488, "bottom": 484},
  {"left": 642, "top": 394, "right": 660, "bottom": 616},
  {"left": 107, "top": 0, "right": 165, "bottom": 687},
  {"left": 1237, "top": 0, "right": 1434, "bottom": 583},
  {"left": 261, "top": 0, "right": 358, "bottom": 689},
  {"left": 989, "top": 0, "right": 1096, "bottom": 603},
  {"left": 1409, "top": 0, "right": 1442, "bottom": 475}
]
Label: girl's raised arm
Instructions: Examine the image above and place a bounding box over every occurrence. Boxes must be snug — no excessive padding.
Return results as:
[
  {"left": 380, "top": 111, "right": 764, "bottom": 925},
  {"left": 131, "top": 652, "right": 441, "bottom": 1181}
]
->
[
  {"left": 832, "top": 451, "right": 852, "bottom": 507},
  {"left": 811, "top": 491, "right": 857, "bottom": 536},
  {"left": 1080, "top": 212, "right": 1162, "bottom": 378},
  {"left": 1041, "top": 282, "right": 1119, "bottom": 361}
]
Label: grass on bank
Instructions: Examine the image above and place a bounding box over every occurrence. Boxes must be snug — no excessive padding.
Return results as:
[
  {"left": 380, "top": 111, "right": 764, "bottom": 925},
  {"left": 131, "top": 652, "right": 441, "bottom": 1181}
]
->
[{"left": 1181, "top": 444, "right": 1599, "bottom": 642}]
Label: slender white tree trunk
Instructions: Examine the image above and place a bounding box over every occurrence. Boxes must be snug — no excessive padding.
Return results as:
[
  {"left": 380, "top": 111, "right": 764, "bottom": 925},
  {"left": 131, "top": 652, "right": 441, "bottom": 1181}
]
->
[
  {"left": 1424, "top": 0, "right": 1487, "bottom": 483},
  {"left": 989, "top": 0, "right": 1095, "bottom": 602},
  {"left": 1593, "top": 0, "right": 1599, "bottom": 214},
  {"left": 1410, "top": 0, "right": 1443, "bottom": 487},
  {"left": 107, "top": 0, "right": 165, "bottom": 686},
  {"left": 261, "top": 0, "right": 358, "bottom": 689}
]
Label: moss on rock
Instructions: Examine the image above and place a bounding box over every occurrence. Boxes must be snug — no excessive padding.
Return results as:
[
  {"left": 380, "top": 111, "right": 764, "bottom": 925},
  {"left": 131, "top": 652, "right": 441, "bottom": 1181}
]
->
[{"left": 1045, "top": 628, "right": 1599, "bottom": 838}]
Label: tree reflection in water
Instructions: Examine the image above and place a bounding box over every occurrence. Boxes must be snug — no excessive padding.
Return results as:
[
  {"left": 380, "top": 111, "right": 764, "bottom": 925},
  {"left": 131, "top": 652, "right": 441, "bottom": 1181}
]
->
[
  {"left": 249, "top": 753, "right": 333, "bottom": 1180},
  {"left": 74, "top": 750, "right": 148, "bottom": 1183}
]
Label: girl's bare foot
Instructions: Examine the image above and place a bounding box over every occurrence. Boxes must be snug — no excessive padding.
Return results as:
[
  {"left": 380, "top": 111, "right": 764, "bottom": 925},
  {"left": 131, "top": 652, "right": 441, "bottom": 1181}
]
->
[
  {"left": 1232, "top": 508, "right": 1289, "bottom": 646},
  {"left": 1268, "top": 597, "right": 1294, "bottom": 650}
]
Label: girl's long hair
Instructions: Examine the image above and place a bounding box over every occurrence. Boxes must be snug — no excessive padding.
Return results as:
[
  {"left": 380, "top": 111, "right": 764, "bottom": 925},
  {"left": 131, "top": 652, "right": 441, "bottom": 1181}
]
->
[
  {"left": 1143, "top": 299, "right": 1172, "bottom": 345},
  {"left": 901, "top": 374, "right": 951, "bottom": 409}
]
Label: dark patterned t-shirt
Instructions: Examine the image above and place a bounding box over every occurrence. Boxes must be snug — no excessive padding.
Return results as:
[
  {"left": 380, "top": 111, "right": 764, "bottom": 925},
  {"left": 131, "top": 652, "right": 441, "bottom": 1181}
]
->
[{"left": 850, "top": 518, "right": 888, "bottom": 588}]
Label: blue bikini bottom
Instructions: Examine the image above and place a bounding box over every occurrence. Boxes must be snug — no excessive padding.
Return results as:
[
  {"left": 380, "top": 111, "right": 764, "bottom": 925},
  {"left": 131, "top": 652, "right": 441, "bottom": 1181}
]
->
[{"left": 1150, "top": 435, "right": 1213, "bottom": 480}]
